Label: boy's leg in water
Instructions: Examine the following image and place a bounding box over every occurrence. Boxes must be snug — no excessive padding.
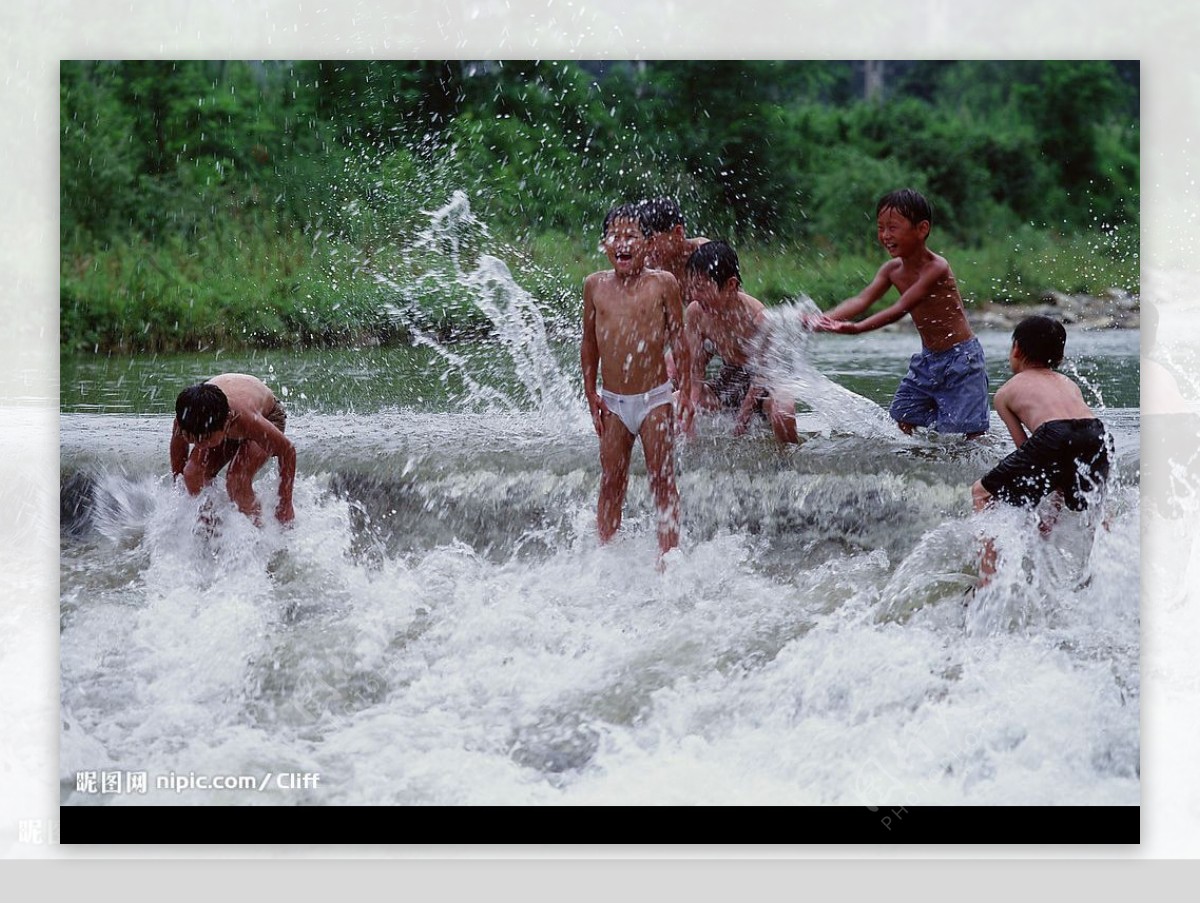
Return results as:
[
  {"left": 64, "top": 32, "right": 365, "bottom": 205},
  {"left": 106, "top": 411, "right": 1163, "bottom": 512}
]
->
[
  {"left": 889, "top": 365, "right": 935, "bottom": 437},
  {"left": 971, "top": 479, "right": 998, "bottom": 587},
  {"left": 1039, "top": 490, "right": 1065, "bottom": 536},
  {"left": 226, "top": 439, "right": 270, "bottom": 524},
  {"left": 597, "top": 410, "right": 636, "bottom": 543},
  {"left": 640, "top": 405, "right": 680, "bottom": 556},
  {"left": 765, "top": 394, "right": 799, "bottom": 444}
]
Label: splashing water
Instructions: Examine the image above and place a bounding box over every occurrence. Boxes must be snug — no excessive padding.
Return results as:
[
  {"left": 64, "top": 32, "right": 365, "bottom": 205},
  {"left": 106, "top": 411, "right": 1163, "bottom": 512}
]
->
[
  {"left": 59, "top": 273, "right": 1141, "bottom": 809},
  {"left": 1062, "top": 359, "right": 1107, "bottom": 410},
  {"left": 752, "top": 297, "right": 906, "bottom": 440},
  {"left": 370, "top": 190, "right": 584, "bottom": 425}
]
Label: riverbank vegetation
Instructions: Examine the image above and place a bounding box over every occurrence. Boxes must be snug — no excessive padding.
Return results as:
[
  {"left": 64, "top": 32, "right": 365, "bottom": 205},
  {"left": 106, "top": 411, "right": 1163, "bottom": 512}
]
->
[{"left": 60, "top": 60, "right": 1139, "bottom": 353}]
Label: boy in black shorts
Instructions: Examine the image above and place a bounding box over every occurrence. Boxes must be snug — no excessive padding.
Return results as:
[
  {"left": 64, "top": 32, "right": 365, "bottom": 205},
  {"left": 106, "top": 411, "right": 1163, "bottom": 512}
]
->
[
  {"left": 971, "top": 316, "right": 1111, "bottom": 584},
  {"left": 171, "top": 373, "right": 296, "bottom": 525}
]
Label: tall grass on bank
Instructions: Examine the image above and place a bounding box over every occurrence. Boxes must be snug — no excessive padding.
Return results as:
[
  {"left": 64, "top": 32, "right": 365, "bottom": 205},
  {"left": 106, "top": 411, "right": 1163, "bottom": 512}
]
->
[{"left": 61, "top": 215, "right": 1139, "bottom": 355}]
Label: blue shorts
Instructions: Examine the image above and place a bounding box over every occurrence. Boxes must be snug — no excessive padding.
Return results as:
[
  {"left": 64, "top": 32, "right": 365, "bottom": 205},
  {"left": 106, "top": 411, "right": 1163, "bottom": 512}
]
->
[{"left": 889, "top": 337, "right": 989, "bottom": 435}]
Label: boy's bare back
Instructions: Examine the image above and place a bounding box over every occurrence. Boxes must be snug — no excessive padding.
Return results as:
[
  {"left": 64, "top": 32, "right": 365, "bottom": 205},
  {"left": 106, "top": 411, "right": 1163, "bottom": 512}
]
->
[
  {"left": 205, "top": 373, "right": 282, "bottom": 435},
  {"left": 686, "top": 289, "right": 765, "bottom": 369},
  {"left": 994, "top": 367, "right": 1095, "bottom": 445}
]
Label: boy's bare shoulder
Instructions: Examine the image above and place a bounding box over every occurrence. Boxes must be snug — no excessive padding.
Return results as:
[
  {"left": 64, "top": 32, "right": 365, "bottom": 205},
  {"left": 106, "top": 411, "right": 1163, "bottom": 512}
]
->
[
  {"left": 210, "top": 373, "right": 274, "bottom": 405},
  {"left": 583, "top": 270, "right": 615, "bottom": 299},
  {"left": 740, "top": 290, "right": 766, "bottom": 312},
  {"left": 1000, "top": 368, "right": 1075, "bottom": 397},
  {"left": 879, "top": 257, "right": 904, "bottom": 280},
  {"left": 928, "top": 251, "right": 951, "bottom": 274},
  {"left": 645, "top": 268, "right": 680, "bottom": 289}
]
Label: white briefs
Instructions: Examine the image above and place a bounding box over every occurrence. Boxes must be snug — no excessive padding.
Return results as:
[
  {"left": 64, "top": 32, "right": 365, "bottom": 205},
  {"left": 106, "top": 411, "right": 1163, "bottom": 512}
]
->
[{"left": 600, "top": 381, "right": 675, "bottom": 436}]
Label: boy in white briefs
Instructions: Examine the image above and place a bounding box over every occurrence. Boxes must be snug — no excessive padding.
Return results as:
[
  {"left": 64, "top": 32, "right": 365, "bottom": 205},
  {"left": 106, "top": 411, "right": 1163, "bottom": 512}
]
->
[{"left": 581, "top": 203, "right": 692, "bottom": 558}]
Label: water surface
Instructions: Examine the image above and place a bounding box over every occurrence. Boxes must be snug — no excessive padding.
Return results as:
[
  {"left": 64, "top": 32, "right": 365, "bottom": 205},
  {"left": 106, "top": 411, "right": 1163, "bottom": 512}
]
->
[{"left": 59, "top": 324, "right": 1140, "bottom": 807}]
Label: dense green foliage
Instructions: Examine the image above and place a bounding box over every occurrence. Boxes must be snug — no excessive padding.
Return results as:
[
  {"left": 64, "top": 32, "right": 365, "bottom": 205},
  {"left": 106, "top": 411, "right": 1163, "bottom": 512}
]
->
[{"left": 60, "top": 60, "right": 1139, "bottom": 353}]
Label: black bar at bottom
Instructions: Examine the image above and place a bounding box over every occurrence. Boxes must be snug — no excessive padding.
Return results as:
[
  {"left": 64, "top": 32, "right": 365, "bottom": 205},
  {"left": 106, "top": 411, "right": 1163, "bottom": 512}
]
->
[{"left": 61, "top": 805, "right": 1139, "bottom": 845}]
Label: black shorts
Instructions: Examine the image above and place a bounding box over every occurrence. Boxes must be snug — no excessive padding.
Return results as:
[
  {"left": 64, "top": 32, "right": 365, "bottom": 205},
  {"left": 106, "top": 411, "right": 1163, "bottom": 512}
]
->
[
  {"left": 707, "top": 363, "right": 766, "bottom": 413},
  {"left": 981, "top": 418, "right": 1111, "bottom": 510},
  {"left": 265, "top": 399, "right": 287, "bottom": 433}
]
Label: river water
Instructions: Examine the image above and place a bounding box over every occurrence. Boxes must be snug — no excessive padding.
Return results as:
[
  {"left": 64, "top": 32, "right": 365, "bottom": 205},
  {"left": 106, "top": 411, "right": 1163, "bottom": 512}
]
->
[{"left": 59, "top": 318, "right": 1140, "bottom": 807}]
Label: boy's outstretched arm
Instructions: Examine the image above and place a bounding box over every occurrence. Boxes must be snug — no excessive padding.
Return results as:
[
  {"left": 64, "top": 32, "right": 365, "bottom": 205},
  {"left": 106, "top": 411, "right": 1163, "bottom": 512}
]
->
[
  {"left": 823, "top": 258, "right": 948, "bottom": 335},
  {"left": 274, "top": 432, "right": 297, "bottom": 523},
  {"left": 239, "top": 412, "right": 297, "bottom": 523},
  {"left": 817, "top": 263, "right": 894, "bottom": 326},
  {"left": 684, "top": 302, "right": 714, "bottom": 416},
  {"left": 581, "top": 278, "right": 605, "bottom": 436},
  {"left": 733, "top": 309, "right": 769, "bottom": 436},
  {"left": 993, "top": 385, "right": 1028, "bottom": 448}
]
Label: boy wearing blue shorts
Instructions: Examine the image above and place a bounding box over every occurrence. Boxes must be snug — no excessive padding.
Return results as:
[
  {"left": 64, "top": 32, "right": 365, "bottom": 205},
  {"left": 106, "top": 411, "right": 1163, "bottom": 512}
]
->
[{"left": 813, "top": 189, "right": 989, "bottom": 438}]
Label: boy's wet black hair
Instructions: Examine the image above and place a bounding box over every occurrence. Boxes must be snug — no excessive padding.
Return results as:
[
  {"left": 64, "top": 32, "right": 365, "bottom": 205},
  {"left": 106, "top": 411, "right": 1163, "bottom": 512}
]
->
[
  {"left": 685, "top": 240, "right": 741, "bottom": 288},
  {"left": 876, "top": 188, "right": 933, "bottom": 226},
  {"left": 638, "top": 197, "right": 685, "bottom": 234},
  {"left": 1013, "top": 315, "right": 1068, "bottom": 368},
  {"left": 602, "top": 203, "right": 651, "bottom": 238},
  {"left": 176, "top": 381, "right": 230, "bottom": 437}
]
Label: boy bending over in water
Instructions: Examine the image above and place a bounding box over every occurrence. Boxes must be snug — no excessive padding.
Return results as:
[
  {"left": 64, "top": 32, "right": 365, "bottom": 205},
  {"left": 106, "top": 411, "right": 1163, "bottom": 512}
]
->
[
  {"left": 971, "top": 316, "right": 1111, "bottom": 585},
  {"left": 685, "top": 241, "right": 798, "bottom": 444},
  {"left": 581, "top": 204, "right": 692, "bottom": 557},
  {"left": 814, "top": 188, "right": 989, "bottom": 438},
  {"left": 170, "top": 373, "right": 296, "bottom": 524}
]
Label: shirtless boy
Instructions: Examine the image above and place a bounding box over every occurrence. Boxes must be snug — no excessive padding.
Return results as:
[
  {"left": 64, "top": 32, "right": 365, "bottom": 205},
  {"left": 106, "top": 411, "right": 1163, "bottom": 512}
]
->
[
  {"left": 684, "top": 241, "right": 798, "bottom": 444},
  {"left": 813, "top": 188, "right": 989, "bottom": 438},
  {"left": 639, "top": 197, "right": 707, "bottom": 385},
  {"left": 170, "top": 373, "right": 296, "bottom": 524},
  {"left": 581, "top": 204, "right": 692, "bottom": 557},
  {"left": 971, "top": 316, "right": 1111, "bottom": 584},
  {"left": 639, "top": 197, "right": 709, "bottom": 286}
]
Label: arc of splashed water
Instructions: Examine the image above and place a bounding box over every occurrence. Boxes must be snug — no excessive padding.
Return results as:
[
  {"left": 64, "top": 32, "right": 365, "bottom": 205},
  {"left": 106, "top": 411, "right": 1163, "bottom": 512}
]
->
[
  {"left": 751, "top": 298, "right": 900, "bottom": 439},
  {"left": 458, "top": 254, "right": 581, "bottom": 420},
  {"left": 369, "top": 191, "right": 584, "bottom": 422},
  {"left": 1062, "top": 360, "right": 1107, "bottom": 411}
]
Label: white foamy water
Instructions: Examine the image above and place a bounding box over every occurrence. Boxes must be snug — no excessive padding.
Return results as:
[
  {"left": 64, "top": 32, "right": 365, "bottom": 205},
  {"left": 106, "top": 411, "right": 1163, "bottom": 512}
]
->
[
  {"left": 60, "top": 402, "right": 1140, "bottom": 806},
  {"left": 57, "top": 192, "right": 1140, "bottom": 809}
]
